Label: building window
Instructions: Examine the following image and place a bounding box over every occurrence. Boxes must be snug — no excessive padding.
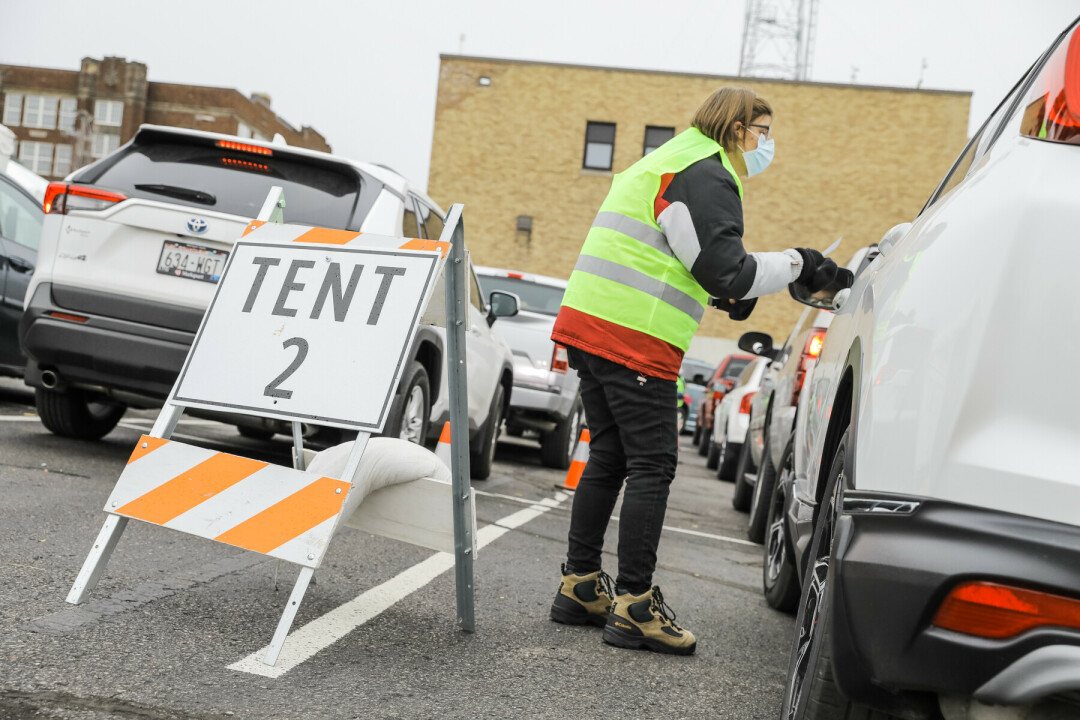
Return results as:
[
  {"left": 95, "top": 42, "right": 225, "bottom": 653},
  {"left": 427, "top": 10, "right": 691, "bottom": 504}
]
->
[
  {"left": 236, "top": 121, "right": 252, "bottom": 139},
  {"left": 91, "top": 132, "right": 120, "bottom": 159},
  {"left": 3, "top": 93, "right": 22, "bottom": 126},
  {"left": 19, "top": 141, "right": 54, "bottom": 175},
  {"left": 53, "top": 144, "right": 73, "bottom": 176},
  {"left": 23, "top": 96, "right": 59, "bottom": 129},
  {"left": 59, "top": 98, "right": 79, "bottom": 132},
  {"left": 583, "top": 121, "right": 616, "bottom": 171},
  {"left": 94, "top": 100, "right": 124, "bottom": 127},
  {"left": 643, "top": 125, "right": 675, "bottom": 155}
]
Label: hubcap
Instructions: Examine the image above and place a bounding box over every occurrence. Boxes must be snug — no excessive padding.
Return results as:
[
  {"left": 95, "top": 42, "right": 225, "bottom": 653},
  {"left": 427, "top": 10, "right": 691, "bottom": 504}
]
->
[
  {"left": 399, "top": 385, "right": 426, "bottom": 444},
  {"left": 766, "top": 468, "right": 791, "bottom": 584}
]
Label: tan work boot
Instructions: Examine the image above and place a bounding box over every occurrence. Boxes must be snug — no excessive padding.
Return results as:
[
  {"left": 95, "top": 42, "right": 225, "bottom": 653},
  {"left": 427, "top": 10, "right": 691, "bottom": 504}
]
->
[
  {"left": 549, "top": 564, "right": 614, "bottom": 628},
  {"left": 603, "top": 586, "right": 697, "bottom": 655}
]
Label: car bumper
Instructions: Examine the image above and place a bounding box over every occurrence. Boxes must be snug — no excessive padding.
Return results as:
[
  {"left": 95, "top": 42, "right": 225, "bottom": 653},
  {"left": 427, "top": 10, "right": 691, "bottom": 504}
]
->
[
  {"left": 19, "top": 282, "right": 196, "bottom": 400},
  {"left": 507, "top": 383, "right": 575, "bottom": 427},
  {"left": 830, "top": 494, "right": 1080, "bottom": 709}
]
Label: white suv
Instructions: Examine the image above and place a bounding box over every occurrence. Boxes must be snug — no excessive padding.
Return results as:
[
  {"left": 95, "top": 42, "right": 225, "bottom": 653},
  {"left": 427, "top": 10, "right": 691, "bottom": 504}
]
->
[
  {"left": 20, "top": 125, "right": 515, "bottom": 478},
  {"left": 780, "top": 18, "right": 1080, "bottom": 719}
]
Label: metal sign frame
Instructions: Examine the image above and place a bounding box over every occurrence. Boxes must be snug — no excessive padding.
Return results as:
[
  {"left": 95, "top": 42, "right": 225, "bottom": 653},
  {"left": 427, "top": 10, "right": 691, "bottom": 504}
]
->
[{"left": 65, "top": 186, "right": 476, "bottom": 665}]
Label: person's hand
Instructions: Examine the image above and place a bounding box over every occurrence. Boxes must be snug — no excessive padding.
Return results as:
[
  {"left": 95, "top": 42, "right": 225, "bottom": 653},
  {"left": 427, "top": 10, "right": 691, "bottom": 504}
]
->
[
  {"left": 708, "top": 296, "right": 757, "bottom": 321},
  {"left": 791, "top": 248, "right": 840, "bottom": 293}
]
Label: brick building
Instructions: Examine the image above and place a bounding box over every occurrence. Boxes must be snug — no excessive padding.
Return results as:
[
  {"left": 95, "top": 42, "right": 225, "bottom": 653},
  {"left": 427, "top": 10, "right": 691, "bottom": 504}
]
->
[
  {"left": 428, "top": 55, "right": 971, "bottom": 345},
  {"left": 0, "top": 56, "right": 330, "bottom": 181}
]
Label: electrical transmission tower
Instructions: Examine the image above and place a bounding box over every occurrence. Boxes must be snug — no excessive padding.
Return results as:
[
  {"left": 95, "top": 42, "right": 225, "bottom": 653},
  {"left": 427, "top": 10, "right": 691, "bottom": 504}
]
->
[{"left": 738, "top": 0, "right": 820, "bottom": 81}]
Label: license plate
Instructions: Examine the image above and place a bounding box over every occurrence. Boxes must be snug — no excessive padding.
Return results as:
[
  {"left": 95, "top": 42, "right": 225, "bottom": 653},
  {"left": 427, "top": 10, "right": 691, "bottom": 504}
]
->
[{"left": 157, "top": 241, "right": 229, "bottom": 283}]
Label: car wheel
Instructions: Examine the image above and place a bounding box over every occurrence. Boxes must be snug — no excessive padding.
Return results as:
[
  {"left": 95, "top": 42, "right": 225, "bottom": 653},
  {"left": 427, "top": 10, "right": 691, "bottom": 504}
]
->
[
  {"left": 731, "top": 438, "right": 756, "bottom": 512},
  {"left": 763, "top": 447, "right": 800, "bottom": 613},
  {"left": 696, "top": 418, "right": 711, "bottom": 456},
  {"left": 747, "top": 435, "right": 782, "bottom": 544},
  {"left": 692, "top": 422, "right": 703, "bottom": 447},
  {"left": 705, "top": 433, "right": 721, "bottom": 470},
  {"left": 237, "top": 425, "right": 275, "bottom": 441},
  {"left": 540, "top": 395, "right": 584, "bottom": 470},
  {"left": 35, "top": 387, "right": 126, "bottom": 441},
  {"left": 717, "top": 434, "right": 739, "bottom": 482},
  {"left": 382, "top": 362, "right": 430, "bottom": 445},
  {"left": 677, "top": 405, "right": 688, "bottom": 435},
  {"left": 781, "top": 430, "right": 851, "bottom": 720},
  {"left": 470, "top": 382, "right": 505, "bottom": 480}
]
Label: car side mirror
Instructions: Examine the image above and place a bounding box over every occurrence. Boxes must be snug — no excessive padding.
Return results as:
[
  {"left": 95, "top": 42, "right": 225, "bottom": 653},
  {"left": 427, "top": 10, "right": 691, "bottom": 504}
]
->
[
  {"left": 739, "top": 331, "right": 777, "bottom": 359},
  {"left": 487, "top": 290, "right": 519, "bottom": 326},
  {"left": 878, "top": 222, "right": 912, "bottom": 257},
  {"left": 691, "top": 374, "right": 707, "bottom": 385},
  {"left": 789, "top": 268, "right": 855, "bottom": 311}
]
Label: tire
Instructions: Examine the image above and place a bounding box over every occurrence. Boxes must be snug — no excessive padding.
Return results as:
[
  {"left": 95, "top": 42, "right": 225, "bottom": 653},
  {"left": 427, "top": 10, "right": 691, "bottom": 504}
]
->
[
  {"left": 540, "top": 395, "right": 584, "bottom": 470},
  {"left": 781, "top": 431, "right": 849, "bottom": 719},
  {"left": 692, "top": 422, "right": 703, "bottom": 447},
  {"left": 35, "top": 387, "right": 126, "bottom": 441},
  {"left": 470, "top": 382, "right": 505, "bottom": 480},
  {"left": 677, "top": 405, "right": 689, "bottom": 435},
  {"left": 705, "top": 433, "right": 721, "bottom": 470},
  {"left": 382, "top": 362, "right": 430, "bottom": 445},
  {"left": 696, "top": 413, "right": 711, "bottom": 456},
  {"left": 763, "top": 447, "right": 800, "bottom": 613},
  {"left": 237, "top": 425, "right": 275, "bottom": 441},
  {"left": 731, "top": 439, "right": 756, "bottom": 512},
  {"left": 717, "top": 435, "right": 739, "bottom": 482},
  {"left": 747, "top": 434, "right": 783, "bottom": 544}
]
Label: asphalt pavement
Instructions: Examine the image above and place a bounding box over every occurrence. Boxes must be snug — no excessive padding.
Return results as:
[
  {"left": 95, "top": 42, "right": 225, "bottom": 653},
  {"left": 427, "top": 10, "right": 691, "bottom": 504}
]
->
[{"left": 0, "top": 377, "right": 794, "bottom": 719}]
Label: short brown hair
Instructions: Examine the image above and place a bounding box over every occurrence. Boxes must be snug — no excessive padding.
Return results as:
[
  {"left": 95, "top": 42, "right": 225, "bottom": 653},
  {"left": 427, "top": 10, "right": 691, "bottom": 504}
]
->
[{"left": 692, "top": 87, "right": 773, "bottom": 152}]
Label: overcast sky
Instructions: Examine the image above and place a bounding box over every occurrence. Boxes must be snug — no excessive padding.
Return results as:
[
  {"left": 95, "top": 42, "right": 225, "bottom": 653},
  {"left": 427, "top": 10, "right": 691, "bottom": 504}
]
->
[{"left": 3, "top": 1, "right": 1077, "bottom": 189}]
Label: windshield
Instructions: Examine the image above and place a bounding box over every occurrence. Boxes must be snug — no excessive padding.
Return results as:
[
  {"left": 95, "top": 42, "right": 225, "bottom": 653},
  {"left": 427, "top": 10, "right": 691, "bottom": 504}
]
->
[
  {"left": 475, "top": 275, "right": 565, "bottom": 315},
  {"left": 680, "top": 358, "right": 713, "bottom": 384},
  {"left": 77, "top": 140, "right": 363, "bottom": 229},
  {"left": 721, "top": 357, "right": 752, "bottom": 380}
]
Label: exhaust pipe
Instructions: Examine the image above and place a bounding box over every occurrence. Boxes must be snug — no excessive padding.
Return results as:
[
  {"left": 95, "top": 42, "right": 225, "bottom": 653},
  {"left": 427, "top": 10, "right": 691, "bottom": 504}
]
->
[{"left": 40, "top": 370, "right": 60, "bottom": 389}]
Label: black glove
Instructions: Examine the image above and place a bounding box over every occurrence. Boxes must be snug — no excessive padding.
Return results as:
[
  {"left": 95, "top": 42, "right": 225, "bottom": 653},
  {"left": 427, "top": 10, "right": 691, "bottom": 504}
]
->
[
  {"left": 792, "top": 248, "right": 839, "bottom": 293},
  {"left": 708, "top": 296, "right": 757, "bottom": 321}
]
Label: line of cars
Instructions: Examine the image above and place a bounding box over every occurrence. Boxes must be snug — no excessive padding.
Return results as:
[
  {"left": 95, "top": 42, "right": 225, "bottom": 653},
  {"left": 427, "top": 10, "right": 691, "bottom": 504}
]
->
[
  {"left": 718, "top": 15, "right": 1080, "bottom": 719},
  {"left": 4, "top": 124, "right": 584, "bottom": 477}
]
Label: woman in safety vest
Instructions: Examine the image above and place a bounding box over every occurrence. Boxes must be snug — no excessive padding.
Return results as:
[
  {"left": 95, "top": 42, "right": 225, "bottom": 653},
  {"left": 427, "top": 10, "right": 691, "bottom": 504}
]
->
[{"left": 547, "top": 87, "right": 846, "bottom": 655}]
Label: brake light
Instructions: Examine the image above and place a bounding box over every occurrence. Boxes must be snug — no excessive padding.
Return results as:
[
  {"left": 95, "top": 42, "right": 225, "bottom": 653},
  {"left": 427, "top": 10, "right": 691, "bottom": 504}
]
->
[
  {"left": 507, "top": 272, "right": 524, "bottom": 279},
  {"left": 47, "top": 311, "right": 89, "bottom": 323},
  {"left": 683, "top": 393, "right": 692, "bottom": 406},
  {"left": 1019, "top": 24, "right": 1080, "bottom": 143},
  {"left": 792, "top": 329, "right": 827, "bottom": 405},
  {"left": 739, "top": 392, "right": 756, "bottom": 414},
  {"left": 551, "top": 344, "right": 569, "bottom": 373},
  {"left": 808, "top": 332, "right": 825, "bottom": 358},
  {"left": 222, "top": 157, "right": 271, "bottom": 172},
  {"left": 216, "top": 139, "right": 273, "bottom": 155},
  {"left": 933, "top": 581, "right": 1080, "bottom": 639},
  {"left": 44, "top": 183, "right": 128, "bottom": 214}
]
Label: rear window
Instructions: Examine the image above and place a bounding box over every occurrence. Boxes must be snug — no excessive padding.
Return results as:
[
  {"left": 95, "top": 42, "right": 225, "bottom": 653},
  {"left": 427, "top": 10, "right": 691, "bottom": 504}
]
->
[
  {"left": 721, "top": 357, "right": 751, "bottom": 380},
  {"left": 475, "top": 275, "right": 564, "bottom": 315},
  {"left": 681, "top": 358, "right": 714, "bottom": 384},
  {"left": 76, "top": 140, "right": 364, "bottom": 229}
]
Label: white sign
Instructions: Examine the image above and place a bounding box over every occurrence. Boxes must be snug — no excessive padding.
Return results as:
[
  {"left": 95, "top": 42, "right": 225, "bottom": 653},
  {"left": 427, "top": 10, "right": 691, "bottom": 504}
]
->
[{"left": 172, "top": 241, "right": 440, "bottom": 431}]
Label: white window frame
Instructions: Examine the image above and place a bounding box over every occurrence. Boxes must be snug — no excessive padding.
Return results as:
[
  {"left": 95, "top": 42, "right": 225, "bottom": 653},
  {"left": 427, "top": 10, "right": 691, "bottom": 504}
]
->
[
  {"left": 53, "top": 144, "right": 73, "bottom": 177},
  {"left": 23, "top": 95, "right": 59, "bottom": 130},
  {"left": 91, "top": 132, "right": 120, "bottom": 159},
  {"left": 19, "top": 141, "right": 54, "bottom": 175},
  {"left": 3, "top": 93, "right": 22, "bottom": 126},
  {"left": 59, "top": 98, "right": 79, "bottom": 132},
  {"left": 94, "top": 100, "right": 124, "bottom": 128}
]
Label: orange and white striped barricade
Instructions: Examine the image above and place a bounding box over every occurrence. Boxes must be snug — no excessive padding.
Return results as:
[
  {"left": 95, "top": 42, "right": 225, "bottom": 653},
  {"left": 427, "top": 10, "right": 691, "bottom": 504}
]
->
[
  {"left": 66, "top": 187, "right": 480, "bottom": 665},
  {"left": 556, "top": 429, "right": 590, "bottom": 490}
]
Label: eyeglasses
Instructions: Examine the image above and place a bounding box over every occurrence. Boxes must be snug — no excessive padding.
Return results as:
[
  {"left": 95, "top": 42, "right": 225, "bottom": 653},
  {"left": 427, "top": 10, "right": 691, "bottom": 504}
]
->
[{"left": 747, "top": 123, "right": 771, "bottom": 139}]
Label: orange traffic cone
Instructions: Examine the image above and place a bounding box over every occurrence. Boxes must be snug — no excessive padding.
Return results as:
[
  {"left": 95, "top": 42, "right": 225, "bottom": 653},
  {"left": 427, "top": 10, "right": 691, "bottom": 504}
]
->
[
  {"left": 556, "top": 429, "right": 590, "bottom": 491},
  {"left": 435, "top": 421, "right": 452, "bottom": 470}
]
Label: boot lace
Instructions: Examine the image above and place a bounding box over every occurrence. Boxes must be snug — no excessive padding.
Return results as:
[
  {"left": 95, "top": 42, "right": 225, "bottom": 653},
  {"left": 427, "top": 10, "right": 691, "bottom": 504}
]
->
[
  {"left": 651, "top": 586, "right": 682, "bottom": 630},
  {"left": 596, "top": 570, "right": 615, "bottom": 608}
]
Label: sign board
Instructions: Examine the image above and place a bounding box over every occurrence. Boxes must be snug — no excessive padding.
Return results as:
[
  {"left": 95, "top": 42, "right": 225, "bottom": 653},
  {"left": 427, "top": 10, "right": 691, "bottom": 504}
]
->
[{"left": 172, "top": 241, "right": 439, "bottom": 432}]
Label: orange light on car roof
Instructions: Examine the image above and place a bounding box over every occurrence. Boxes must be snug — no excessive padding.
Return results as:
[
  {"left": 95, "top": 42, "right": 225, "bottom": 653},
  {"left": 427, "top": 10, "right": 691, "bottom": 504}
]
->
[
  {"left": 933, "top": 581, "right": 1080, "bottom": 639},
  {"left": 216, "top": 140, "right": 273, "bottom": 156}
]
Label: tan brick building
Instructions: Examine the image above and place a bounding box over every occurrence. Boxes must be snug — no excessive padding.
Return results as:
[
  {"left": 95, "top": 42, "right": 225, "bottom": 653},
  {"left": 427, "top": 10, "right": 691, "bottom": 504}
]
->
[
  {"left": 428, "top": 55, "right": 971, "bottom": 344},
  {"left": 0, "top": 56, "right": 330, "bottom": 181}
]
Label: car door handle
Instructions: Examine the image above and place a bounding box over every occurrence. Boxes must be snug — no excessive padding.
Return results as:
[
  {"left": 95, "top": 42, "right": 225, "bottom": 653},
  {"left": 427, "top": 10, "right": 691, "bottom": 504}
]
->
[{"left": 7, "top": 257, "right": 34, "bottom": 273}]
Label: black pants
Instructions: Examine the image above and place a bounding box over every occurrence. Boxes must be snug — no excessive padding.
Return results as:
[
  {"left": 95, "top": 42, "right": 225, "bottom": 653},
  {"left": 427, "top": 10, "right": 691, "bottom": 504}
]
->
[{"left": 564, "top": 347, "right": 678, "bottom": 595}]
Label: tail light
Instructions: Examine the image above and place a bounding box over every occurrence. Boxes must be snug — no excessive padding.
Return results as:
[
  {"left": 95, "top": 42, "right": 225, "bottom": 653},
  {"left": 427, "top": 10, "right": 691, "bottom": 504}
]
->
[
  {"left": 1019, "top": 23, "right": 1080, "bottom": 144},
  {"left": 933, "top": 581, "right": 1080, "bottom": 639},
  {"left": 44, "top": 183, "right": 128, "bottom": 214},
  {"left": 551, "top": 344, "right": 569, "bottom": 373},
  {"left": 216, "top": 139, "right": 273, "bottom": 156},
  {"left": 683, "top": 393, "right": 692, "bottom": 406},
  {"left": 792, "top": 329, "right": 827, "bottom": 405},
  {"left": 739, "top": 391, "right": 756, "bottom": 414}
]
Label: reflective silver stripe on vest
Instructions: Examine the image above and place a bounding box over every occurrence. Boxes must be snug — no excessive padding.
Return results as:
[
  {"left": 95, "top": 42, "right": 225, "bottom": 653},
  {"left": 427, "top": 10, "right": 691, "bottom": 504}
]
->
[
  {"left": 574, "top": 255, "right": 705, "bottom": 323},
  {"left": 591, "top": 212, "right": 673, "bottom": 257}
]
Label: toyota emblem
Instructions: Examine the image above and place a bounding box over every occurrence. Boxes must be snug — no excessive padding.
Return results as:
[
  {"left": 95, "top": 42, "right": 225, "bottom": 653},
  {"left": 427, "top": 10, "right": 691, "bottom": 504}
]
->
[{"left": 187, "top": 218, "right": 208, "bottom": 235}]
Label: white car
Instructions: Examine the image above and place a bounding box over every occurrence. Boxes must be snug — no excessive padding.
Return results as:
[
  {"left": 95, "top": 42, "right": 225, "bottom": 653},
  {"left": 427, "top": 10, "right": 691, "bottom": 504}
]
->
[
  {"left": 474, "top": 267, "right": 583, "bottom": 470},
  {"left": 709, "top": 356, "right": 769, "bottom": 480},
  {"left": 19, "top": 125, "right": 516, "bottom": 479},
  {"left": 779, "top": 18, "right": 1080, "bottom": 719}
]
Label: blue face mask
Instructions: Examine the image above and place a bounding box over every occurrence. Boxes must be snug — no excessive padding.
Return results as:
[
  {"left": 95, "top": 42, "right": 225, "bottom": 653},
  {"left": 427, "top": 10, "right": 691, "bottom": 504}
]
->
[{"left": 740, "top": 130, "right": 774, "bottom": 177}]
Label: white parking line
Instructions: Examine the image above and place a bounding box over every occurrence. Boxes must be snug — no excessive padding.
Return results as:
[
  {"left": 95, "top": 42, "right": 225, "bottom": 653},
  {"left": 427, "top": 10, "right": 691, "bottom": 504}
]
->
[
  {"left": 0, "top": 416, "right": 42, "bottom": 421},
  {"left": 227, "top": 491, "right": 571, "bottom": 678}
]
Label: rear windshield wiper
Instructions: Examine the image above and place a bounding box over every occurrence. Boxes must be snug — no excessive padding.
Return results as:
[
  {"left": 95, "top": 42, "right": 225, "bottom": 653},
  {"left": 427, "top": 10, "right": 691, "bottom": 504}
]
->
[{"left": 134, "top": 184, "right": 216, "bottom": 206}]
